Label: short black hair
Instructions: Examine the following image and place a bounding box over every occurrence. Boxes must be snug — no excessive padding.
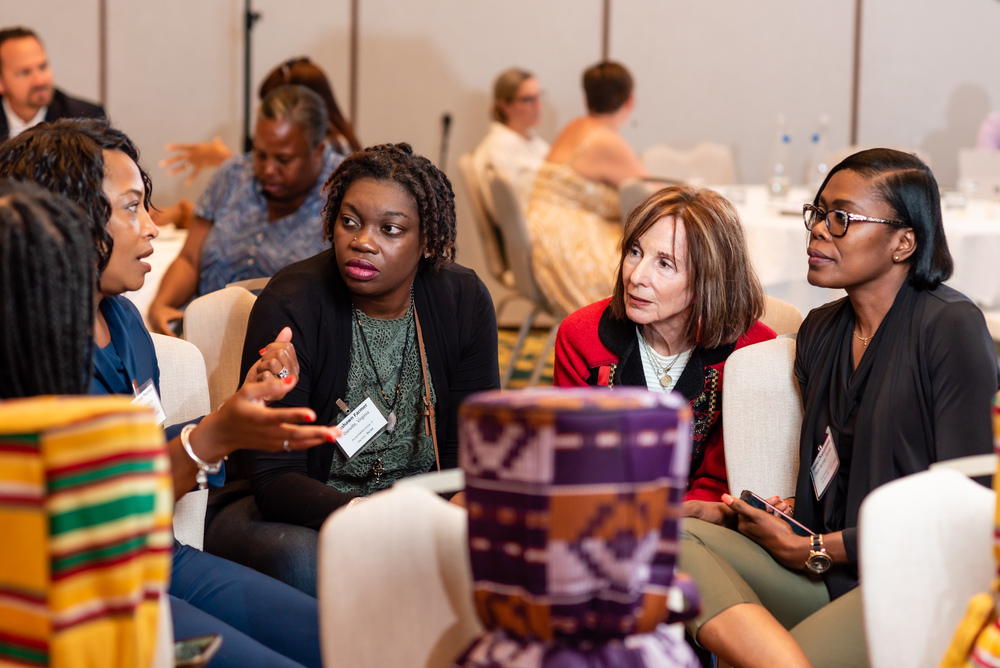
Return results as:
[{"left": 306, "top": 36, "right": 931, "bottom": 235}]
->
[
  {"left": 0, "top": 179, "right": 95, "bottom": 397},
  {"left": 0, "top": 118, "right": 153, "bottom": 279},
  {"left": 0, "top": 27, "right": 40, "bottom": 70},
  {"left": 322, "top": 143, "right": 456, "bottom": 271},
  {"left": 814, "top": 148, "right": 953, "bottom": 290},
  {"left": 582, "top": 61, "right": 633, "bottom": 114}
]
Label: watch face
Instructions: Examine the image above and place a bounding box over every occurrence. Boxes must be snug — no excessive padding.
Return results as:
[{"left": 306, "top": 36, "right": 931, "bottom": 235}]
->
[{"left": 807, "top": 553, "right": 832, "bottom": 574}]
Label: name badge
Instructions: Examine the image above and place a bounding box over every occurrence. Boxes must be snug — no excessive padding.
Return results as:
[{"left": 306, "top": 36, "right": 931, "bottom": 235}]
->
[
  {"left": 810, "top": 427, "right": 840, "bottom": 500},
  {"left": 132, "top": 379, "right": 167, "bottom": 426},
  {"left": 335, "top": 397, "right": 388, "bottom": 460}
]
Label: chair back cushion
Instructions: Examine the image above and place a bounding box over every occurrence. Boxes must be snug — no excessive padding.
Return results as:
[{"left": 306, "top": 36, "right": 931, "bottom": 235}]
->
[
  {"left": 761, "top": 296, "right": 804, "bottom": 336},
  {"left": 860, "top": 469, "right": 994, "bottom": 668},
  {"left": 183, "top": 286, "right": 258, "bottom": 411},
  {"left": 318, "top": 485, "right": 481, "bottom": 668},
  {"left": 722, "top": 338, "right": 801, "bottom": 499}
]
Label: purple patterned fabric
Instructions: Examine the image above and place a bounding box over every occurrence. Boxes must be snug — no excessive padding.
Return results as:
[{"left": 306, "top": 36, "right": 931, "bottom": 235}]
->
[{"left": 456, "top": 388, "right": 699, "bottom": 668}]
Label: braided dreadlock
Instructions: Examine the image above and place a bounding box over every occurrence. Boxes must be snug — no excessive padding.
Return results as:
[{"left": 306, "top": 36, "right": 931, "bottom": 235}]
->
[
  {"left": 322, "top": 143, "right": 456, "bottom": 271},
  {"left": 0, "top": 179, "right": 95, "bottom": 398}
]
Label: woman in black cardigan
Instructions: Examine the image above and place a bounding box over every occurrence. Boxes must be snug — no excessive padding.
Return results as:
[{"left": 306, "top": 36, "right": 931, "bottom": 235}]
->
[
  {"left": 205, "top": 143, "right": 500, "bottom": 595},
  {"left": 680, "top": 149, "right": 998, "bottom": 667}
]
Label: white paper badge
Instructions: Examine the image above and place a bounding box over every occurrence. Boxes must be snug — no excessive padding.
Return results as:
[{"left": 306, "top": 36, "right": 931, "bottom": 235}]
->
[
  {"left": 810, "top": 426, "right": 840, "bottom": 500},
  {"left": 131, "top": 379, "right": 167, "bottom": 426},
  {"left": 335, "top": 396, "right": 388, "bottom": 459}
]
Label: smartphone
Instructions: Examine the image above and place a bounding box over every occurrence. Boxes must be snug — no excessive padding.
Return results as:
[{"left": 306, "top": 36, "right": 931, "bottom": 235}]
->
[
  {"left": 175, "top": 634, "right": 223, "bottom": 668},
  {"left": 739, "top": 490, "right": 815, "bottom": 537}
]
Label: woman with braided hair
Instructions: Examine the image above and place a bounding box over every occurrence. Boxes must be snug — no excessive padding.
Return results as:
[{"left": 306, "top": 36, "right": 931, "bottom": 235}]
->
[{"left": 204, "top": 142, "right": 501, "bottom": 594}]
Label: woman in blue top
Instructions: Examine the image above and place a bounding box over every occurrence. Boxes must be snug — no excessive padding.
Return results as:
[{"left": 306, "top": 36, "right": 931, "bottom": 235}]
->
[{"left": 0, "top": 118, "right": 339, "bottom": 668}]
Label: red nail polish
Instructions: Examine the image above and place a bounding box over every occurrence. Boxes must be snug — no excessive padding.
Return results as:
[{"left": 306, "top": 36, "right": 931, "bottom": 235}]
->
[
  {"left": 283, "top": 375, "right": 294, "bottom": 385},
  {"left": 325, "top": 433, "right": 337, "bottom": 442},
  {"left": 259, "top": 347, "right": 267, "bottom": 355}
]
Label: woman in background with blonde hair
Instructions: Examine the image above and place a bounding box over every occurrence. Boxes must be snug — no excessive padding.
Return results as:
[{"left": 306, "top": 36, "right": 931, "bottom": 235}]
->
[{"left": 471, "top": 67, "right": 549, "bottom": 213}]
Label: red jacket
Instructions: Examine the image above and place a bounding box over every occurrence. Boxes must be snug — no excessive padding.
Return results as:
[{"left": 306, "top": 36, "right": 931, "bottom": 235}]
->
[{"left": 554, "top": 298, "right": 776, "bottom": 501}]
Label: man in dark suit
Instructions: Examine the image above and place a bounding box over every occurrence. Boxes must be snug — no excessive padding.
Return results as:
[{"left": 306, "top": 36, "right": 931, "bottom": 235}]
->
[{"left": 0, "top": 27, "right": 104, "bottom": 141}]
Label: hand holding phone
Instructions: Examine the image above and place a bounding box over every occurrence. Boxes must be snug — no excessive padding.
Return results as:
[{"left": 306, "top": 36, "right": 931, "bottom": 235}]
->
[
  {"left": 739, "top": 490, "right": 815, "bottom": 537},
  {"left": 175, "top": 634, "right": 222, "bottom": 668}
]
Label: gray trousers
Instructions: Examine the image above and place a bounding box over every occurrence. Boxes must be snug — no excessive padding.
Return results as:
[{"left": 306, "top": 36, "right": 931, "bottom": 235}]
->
[{"left": 679, "top": 518, "right": 868, "bottom": 668}]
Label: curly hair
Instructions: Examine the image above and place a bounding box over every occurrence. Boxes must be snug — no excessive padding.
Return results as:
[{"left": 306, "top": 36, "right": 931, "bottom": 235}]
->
[
  {"left": 322, "top": 143, "right": 456, "bottom": 271},
  {"left": 0, "top": 118, "right": 153, "bottom": 279},
  {"left": 0, "top": 179, "right": 95, "bottom": 397}
]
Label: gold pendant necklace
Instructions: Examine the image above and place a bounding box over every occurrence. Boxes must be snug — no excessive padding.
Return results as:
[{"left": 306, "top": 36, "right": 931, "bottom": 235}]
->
[
  {"left": 853, "top": 329, "right": 871, "bottom": 348},
  {"left": 639, "top": 330, "right": 680, "bottom": 387}
]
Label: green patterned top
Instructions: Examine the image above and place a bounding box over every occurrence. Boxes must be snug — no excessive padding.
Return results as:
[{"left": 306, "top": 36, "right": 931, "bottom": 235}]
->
[{"left": 327, "top": 307, "right": 436, "bottom": 496}]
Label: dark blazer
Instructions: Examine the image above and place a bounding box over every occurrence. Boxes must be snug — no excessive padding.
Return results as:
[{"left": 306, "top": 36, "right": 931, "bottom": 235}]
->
[
  {"left": 236, "top": 249, "right": 501, "bottom": 529},
  {"left": 0, "top": 88, "right": 105, "bottom": 141},
  {"left": 794, "top": 282, "right": 998, "bottom": 599}
]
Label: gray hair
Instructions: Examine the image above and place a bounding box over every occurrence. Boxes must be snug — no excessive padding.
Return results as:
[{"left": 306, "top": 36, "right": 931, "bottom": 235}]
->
[
  {"left": 259, "top": 84, "right": 328, "bottom": 149},
  {"left": 491, "top": 68, "right": 534, "bottom": 124}
]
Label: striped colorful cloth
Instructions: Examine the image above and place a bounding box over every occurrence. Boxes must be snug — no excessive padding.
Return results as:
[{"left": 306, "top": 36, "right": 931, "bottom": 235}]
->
[
  {"left": 940, "top": 391, "right": 1000, "bottom": 668},
  {"left": 0, "top": 396, "right": 173, "bottom": 668},
  {"left": 455, "top": 388, "right": 699, "bottom": 668}
]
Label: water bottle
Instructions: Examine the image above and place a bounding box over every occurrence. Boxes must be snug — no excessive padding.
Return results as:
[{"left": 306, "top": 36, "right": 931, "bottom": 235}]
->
[
  {"left": 767, "top": 114, "right": 791, "bottom": 200},
  {"left": 804, "top": 114, "right": 830, "bottom": 192}
]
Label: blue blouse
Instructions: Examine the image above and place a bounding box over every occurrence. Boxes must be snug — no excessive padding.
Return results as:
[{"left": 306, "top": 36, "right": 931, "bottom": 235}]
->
[
  {"left": 90, "top": 296, "right": 220, "bottom": 484},
  {"left": 194, "top": 147, "right": 342, "bottom": 295}
]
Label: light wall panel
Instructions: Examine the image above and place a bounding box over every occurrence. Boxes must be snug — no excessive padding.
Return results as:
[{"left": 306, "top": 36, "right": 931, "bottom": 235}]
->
[
  {"left": 611, "top": 1, "right": 855, "bottom": 186},
  {"left": 355, "top": 0, "right": 604, "bottom": 311},
  {"left": 857, "top": 0, "right": 1000, "bottom": 188}
]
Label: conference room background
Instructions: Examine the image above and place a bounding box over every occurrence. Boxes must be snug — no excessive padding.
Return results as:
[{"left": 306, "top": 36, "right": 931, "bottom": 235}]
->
[{"left": 3, "top": 0, "right": 999, "bottom": 314}]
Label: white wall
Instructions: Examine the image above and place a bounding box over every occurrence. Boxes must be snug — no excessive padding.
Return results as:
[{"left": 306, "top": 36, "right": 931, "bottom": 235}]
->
[
  {"left": 859, "top": 0, "right": 1000, "bottom": 188},
  {"left": 613, "top": 1, "right": 855, "bottom": 185},
  {"left": 3, "top": 0, "right": 1000, "bottom": 311}
]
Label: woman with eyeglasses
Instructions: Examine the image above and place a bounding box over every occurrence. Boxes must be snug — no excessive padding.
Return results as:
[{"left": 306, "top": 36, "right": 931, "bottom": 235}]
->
[
  {"left": 679, "top": 149, "right": 998, "bottom": 667},
  {"left": 471, "top": 68, "right": 549, "bottom": 214}
]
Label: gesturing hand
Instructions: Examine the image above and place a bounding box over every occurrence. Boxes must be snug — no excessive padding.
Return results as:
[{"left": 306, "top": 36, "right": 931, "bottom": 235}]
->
[{"left": 160, "top": 137, "right": 233, "bottom": 185}]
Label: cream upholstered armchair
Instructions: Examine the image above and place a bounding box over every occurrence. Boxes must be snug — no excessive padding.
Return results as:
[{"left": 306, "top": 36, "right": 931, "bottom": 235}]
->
[
  {"left": 761, "top": 295, "right": 804, "bottom": 336},
  {"left": 318, "top": 485, "right": 481, "bottom": 668},
  {"left": 641, "top": 142, "right": 737, "bottom": 186},
  {"left": 859, "top": 469, "right": 994, "bottom": 667},
  {"left": 182, "top": 286, "right": 258, "bottom": 411},
  {"left": 722, "top": 337, "right": 802, "bottom": 500},
  {"left": 151, "top": 333, "right": 211, "bottom": 551}
]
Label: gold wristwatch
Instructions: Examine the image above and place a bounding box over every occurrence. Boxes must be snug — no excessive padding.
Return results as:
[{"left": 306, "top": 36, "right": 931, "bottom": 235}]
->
[{"left": 805, "top": 533, "right": 832, "bottom": 574}]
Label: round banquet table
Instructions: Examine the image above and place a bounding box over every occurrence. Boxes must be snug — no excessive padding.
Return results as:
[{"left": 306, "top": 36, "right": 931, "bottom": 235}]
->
[{"left": 713, "top": 185, "right": 1000, "bottom": 316}]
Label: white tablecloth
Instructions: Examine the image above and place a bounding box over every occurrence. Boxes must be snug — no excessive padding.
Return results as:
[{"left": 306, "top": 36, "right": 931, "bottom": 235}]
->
[
  {"left": 124, "top": 224, "right": 188, "bottom": 330},
  {"left": 715, "top": 185, "right": 1000, "bottom": 316}
]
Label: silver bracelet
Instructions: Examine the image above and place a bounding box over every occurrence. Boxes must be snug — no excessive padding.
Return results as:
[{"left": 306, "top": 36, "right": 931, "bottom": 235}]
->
[{"left": 180, "top": 423, "right": 224, "bottom": 490}]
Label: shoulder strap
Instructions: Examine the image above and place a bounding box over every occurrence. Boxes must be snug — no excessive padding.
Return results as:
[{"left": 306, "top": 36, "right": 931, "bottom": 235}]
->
[{"left": 413, "top": 309, "right": 440, "bottom": 471}]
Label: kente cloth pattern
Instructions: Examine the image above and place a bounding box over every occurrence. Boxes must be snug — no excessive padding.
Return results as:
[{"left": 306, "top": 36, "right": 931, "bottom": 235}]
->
[
  {"left": 526, "top": 163, "right": 622, "bottom": 316},
  {"left": 0, "top": 396, "right": 173, "bottom": 668},
  {"left": 327, "top": 308, "right": 436, "bottom": 496},
  {"left": 455, "top": 388, "right": 699, "bottom": 667}
]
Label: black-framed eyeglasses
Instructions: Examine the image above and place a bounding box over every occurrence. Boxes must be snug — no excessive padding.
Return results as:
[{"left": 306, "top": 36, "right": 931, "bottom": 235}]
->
[{"left": 802, "top": 203, "right": 908, "bottom": 238}]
